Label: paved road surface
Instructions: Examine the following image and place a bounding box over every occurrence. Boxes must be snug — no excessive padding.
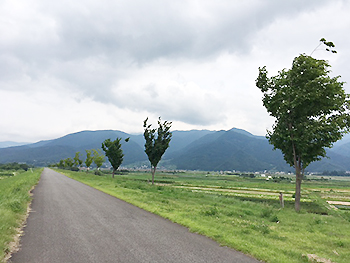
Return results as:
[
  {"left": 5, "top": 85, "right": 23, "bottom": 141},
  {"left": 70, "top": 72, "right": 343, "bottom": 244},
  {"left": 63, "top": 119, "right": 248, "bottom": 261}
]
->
[{"left": 10, "top": 168, "right": 261, "bottom": 263}]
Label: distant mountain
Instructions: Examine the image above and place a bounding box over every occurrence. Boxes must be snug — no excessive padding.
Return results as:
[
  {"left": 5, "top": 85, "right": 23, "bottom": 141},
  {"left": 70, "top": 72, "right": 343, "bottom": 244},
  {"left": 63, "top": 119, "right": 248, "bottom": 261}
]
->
[
  {"left": 333, "top": 133, "right": 350, "bottom": 148},
  {"left": 164, "top": 130, "right": 216, "bottom": 157},
  {"left": 170, "top": 128, "right": 350, "bottom": 172},
  {"left": 0, "top": 130, "right": 147, "bottom": 166},
  {"left": 331, "top": 133, "right": 350, "bottom": 158},
  {"left": 0, "top": 128, "right": 349, "bottom": 172},
  {"left": 170, "top": 128, "right": 290, "bottom": 172},
  {"left": 0, "top": 129, "right": 212, "bottom": 167},
  {"left": 331, "top": 142, "right": 350, "bottom": 158},
  {"left": 0, "top": 141, "right": 29, "bottom": 148}
]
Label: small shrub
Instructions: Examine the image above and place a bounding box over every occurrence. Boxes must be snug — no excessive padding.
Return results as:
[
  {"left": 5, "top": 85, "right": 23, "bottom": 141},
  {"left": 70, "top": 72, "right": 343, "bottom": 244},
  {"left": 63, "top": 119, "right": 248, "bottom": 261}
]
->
[
  {"left": 94, "top": 170, "right": 102, "bottom": 176},
  {"left": 335, "top": 240, "right": 344, "bottom": 247},
  {"left": 241, "top": 228, "right": 251, "bottom": 235},
  {"left": 340, "top": 211, "right": 350, "bottom": 222},
  {"left": 225, "top": 210, "right": 238, "bottom": 217},
  {"left": 7, "top": 200, "right": 24, "bottom": 213},
  {"left": 203, "top": 206, "right": 218, "bottom": 216},
  {"left": 261, "top": 225, "right": 270, "bottom": 234},
  {"left": 261, "top": 207, "right": 279, "bottom": 222},
  {"left": 251, "top": 223, "right": 270, "bottom": 234},
  {"left": 261, "top": 209, "right": 272, "bottom": 218},
  {"left": 11, "top": 187, "right": 21, "bottom": 193},
  {"left": 270, "top": 215, "right": 279, "bottom": 223},
  {"left": 243, "top": 209, "right": 254, "bottom": 216},
  {"left": 314, "top": 218, "right": 322, "bottom": 224}
]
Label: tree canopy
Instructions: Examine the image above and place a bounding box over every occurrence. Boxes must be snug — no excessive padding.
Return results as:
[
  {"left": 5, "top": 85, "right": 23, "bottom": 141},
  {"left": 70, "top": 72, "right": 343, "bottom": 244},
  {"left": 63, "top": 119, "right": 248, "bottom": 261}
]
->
[
  {"left": 102, "top": 138, "right": 129, "bottom": 178},
  {"left": 64, "top": 158, "right": 74, "bottom": 168},
  {"left": 73, "top": 152, "right": 83, "bottom": 167},
  {"left": 93, "top": 149, "right": 105, "bottom": 170},
  {"left": 256, "top": 52, "right": 350, "bottom": 211},
  {"left": 85, "top": 149, "right": 94, "bottom": 170},
  {"left": 143, "top": 117, "right": 172, "bottom": 184}
]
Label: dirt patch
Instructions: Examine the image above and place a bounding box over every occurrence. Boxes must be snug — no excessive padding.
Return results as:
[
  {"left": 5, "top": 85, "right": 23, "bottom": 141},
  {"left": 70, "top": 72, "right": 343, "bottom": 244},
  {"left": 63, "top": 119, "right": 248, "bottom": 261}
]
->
[
  {"left": 173, "top": 185, "right": 291, "bottom": 196},
  {"left": 326, "top": 201, "right": 350, "bottom": 206},
  {"left": 303, "top": 254, "right": 335, "bottom": 263}
]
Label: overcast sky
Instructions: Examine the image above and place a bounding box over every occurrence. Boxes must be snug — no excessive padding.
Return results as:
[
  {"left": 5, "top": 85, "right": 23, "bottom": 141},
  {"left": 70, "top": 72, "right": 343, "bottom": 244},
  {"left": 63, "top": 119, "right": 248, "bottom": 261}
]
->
[{"left": 1, "top": 0, "right": 349, "bottom": 142}]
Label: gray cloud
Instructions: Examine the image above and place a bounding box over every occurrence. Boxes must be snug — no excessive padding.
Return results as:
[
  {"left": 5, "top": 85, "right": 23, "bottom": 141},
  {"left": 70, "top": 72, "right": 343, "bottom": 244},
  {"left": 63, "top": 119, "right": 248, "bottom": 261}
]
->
[
  {"left": 1, "top": 0, "right": 329, "bottom": 64},
  {"left": 0, "top": 0, "right": 347, "bottom": 141}
]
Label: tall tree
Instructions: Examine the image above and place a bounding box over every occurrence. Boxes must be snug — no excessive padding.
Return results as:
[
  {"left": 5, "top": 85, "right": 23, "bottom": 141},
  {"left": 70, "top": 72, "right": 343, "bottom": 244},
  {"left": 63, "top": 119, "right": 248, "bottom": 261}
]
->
[
  {"left": 143, "top": 117, "right": 172, "bottom": 185},
  {"left": 85, "top": 149, "right": 94, "bottom": 171},
  {"left": 64, "top": 158, "right": 74, "bottom": 168},
  {"left": 58, "top": 159, "right": 65, "bottom": 168},
  {"left": 102, "top": 138, "right": 129, "bottom": 178},
  {"left": 73, "top": 152, "right": 83, "bottom": 168},
  {"left": 256, "top": 40, "right": 350, "bottom": 211},
  {"left": 93, "top": 149, "right": 105, "bottom": 170}
]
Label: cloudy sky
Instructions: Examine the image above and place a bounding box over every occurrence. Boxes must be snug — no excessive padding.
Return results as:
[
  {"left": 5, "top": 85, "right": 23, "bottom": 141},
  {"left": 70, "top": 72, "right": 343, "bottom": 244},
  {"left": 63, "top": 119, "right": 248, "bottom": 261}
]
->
[{"left": 1, "top": 0, "right": 349, "bottom": 142}]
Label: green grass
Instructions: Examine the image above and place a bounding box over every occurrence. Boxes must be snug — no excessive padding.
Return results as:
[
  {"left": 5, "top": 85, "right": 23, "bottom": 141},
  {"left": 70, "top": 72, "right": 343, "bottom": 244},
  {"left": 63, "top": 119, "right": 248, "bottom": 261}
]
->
[
  {"left": 0, "top": 169, "right": 42, "bottom": 263},
  {"left": 60, "top": 169, "right": 350, "bottom": 263}
]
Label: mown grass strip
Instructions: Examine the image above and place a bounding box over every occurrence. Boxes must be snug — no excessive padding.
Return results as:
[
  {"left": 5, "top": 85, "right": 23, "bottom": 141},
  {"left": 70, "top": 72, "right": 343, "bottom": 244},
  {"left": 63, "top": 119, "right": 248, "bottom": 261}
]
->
[
  {"left": 61, "top": 169, "right": 350, "bottom": 263},
  {"left": 0, "top": 169, "right": 42, "bottom": 263}
]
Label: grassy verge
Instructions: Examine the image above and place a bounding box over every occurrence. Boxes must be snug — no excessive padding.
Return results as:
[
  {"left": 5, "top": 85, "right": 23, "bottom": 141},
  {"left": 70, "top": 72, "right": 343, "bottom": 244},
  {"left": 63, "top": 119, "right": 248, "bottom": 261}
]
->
[
  {"left": 0, "top": 169, "right": 42, "bottom": 262},
  {"left": 60, "top": 169, "right": 350, "bottom": 263}
]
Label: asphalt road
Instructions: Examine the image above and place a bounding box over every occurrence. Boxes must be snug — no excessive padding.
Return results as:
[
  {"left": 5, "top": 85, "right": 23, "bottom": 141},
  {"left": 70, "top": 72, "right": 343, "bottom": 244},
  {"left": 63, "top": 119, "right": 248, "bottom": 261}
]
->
[{"left": 10, "top": 168, "right": 261, "bottom": 263}]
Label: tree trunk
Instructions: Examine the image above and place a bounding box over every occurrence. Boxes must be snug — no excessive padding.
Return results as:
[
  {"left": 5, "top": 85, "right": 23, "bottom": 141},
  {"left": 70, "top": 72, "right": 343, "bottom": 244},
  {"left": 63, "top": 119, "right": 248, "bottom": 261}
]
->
[
  {"left": 290, "top": 136, "right": 302, "bottom": 212},
  {"left": 295, "top": 165, "right": 302, "bottom": 212},
  {"left": 151, "top": 166, "right": 156, "bottom": 185},
  {"left": 112, "top": 169, "right": 115, "bottom": 179},
  {"left": 279, "top": 192, "right": 284, "bottom": 208}
]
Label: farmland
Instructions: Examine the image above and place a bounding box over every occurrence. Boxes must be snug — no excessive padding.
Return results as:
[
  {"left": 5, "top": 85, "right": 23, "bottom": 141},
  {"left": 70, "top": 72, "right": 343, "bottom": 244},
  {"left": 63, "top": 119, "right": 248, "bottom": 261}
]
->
[{"left": 59, "top": 169, "right": 350, "bottom": 263}]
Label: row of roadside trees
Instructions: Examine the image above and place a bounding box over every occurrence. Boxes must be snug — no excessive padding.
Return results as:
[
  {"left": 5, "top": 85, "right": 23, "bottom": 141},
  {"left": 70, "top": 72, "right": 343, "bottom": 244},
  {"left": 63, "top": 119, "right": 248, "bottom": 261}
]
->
[
  {"left": 53, "top": 117, "right": 172, "bottom": 185},
  {"left": 101, "top": 117, "right": 172, "bottom": 184},
  {"left": 51, "top": 149, "right": 106, "bottom": 171},
  {"left": 0, "top": 162, "right": 32, "bottom": 171}
]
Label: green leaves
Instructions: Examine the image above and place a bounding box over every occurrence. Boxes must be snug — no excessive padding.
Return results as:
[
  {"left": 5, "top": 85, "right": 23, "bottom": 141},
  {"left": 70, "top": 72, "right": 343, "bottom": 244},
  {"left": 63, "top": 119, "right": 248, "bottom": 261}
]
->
[
  {"left": 102, "top": 138, "right": 125, "bottom": 176},
  {"left": 143, "top": 117, "right": 172, "bottom": 184},
  {"left": 257, "top": 51, "right": 350, "bottom": 211},
  {"left": 311, "top": 38, "right": 337, "bottom": 56},
  {"left": 320, "top": 38, "right": 337, "bottom": 53},
  {"left": 92, "top": 149, "right": 105, "bottom": 169},
  {"left": 143, "top": 117, "right": 172, "bottom": 169},
  {"left": 73, "top": 152, "right": 83, "bottom": 167},
  {"left": 257, "top": 54, "right": 349, "bottom": 170},
  {"left": 85, "top": 149, "right": 94, "bottom": 168}
]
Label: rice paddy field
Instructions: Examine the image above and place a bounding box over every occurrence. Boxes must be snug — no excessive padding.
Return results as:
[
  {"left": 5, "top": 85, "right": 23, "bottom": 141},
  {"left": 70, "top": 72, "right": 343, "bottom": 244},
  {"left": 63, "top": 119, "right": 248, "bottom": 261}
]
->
[{"left": 60, "top": 169, "right": 350, "bottom": 263}]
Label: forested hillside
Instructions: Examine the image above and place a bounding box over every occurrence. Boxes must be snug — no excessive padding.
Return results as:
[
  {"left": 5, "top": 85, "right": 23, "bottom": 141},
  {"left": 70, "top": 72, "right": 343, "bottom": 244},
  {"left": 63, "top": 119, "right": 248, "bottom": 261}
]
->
[{"left": 0, "top": 129, "right": 349, "bottom": 172}]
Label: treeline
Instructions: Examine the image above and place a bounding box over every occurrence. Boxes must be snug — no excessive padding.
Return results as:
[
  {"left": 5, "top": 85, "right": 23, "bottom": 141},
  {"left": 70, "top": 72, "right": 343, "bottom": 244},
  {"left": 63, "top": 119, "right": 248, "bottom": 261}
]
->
[
  {"left": 322, "top": 170, "right": 350, "bottom": 176},
  {"left": 0, "top": 162, "right": 32, "bottom": 171},
  {"left": 49, "top": 149, "right": 104, "bottom": 171},
  {"left": 51, "top": 117, "right": 172, "bottom": 184}
]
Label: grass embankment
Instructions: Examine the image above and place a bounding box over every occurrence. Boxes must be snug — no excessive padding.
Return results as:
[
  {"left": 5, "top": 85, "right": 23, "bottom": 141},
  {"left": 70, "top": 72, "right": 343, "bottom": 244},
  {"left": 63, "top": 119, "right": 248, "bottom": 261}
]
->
[
  {"left": 0, "top": 169, "right": 42, "bottom": 262},
  {"left": 60, "top": 170, "right": 350, "bottom": 263}
]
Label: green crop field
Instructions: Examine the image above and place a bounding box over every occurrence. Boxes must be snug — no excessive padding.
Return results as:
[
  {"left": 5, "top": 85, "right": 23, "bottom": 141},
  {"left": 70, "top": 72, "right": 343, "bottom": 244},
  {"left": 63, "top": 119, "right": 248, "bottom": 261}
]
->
[
  {"left": 60, "top": 169, "right": 350, "bottom": 263},
  {"left": 0, "top": 169, "right": 42, "bottom": 263}
]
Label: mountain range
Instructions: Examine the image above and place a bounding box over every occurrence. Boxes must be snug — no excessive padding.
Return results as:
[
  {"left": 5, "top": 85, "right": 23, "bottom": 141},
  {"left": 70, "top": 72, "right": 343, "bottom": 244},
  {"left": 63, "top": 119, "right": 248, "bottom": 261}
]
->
[
  {"left": 0, "top": 141, "right": 29, "bottom": 148},
  {"left": 0, "top": 128, "right": 349, "bottom": 172}
]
